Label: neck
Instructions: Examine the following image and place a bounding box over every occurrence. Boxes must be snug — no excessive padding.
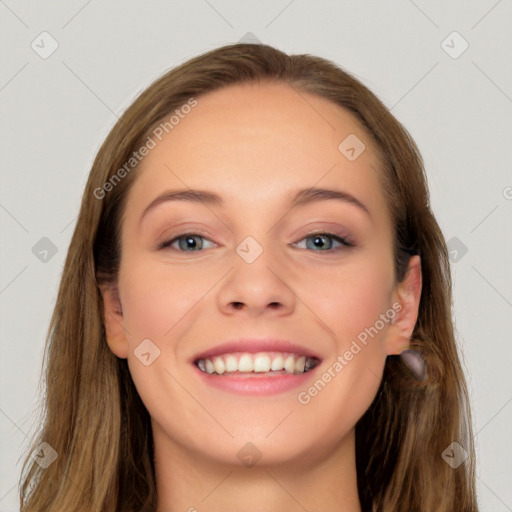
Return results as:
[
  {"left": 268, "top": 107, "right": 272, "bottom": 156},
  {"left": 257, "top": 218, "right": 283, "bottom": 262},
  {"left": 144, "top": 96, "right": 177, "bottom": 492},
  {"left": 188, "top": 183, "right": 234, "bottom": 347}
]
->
[{"left": 153, "top": 423, "right": 362, "bottom": 512}]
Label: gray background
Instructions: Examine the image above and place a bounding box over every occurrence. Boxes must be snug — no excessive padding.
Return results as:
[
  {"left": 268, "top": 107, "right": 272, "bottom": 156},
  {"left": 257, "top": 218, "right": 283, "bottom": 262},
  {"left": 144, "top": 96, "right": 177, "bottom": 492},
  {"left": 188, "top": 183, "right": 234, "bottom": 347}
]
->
[{"left": 1, "top": 1, "right": 511, "bottom": 510}]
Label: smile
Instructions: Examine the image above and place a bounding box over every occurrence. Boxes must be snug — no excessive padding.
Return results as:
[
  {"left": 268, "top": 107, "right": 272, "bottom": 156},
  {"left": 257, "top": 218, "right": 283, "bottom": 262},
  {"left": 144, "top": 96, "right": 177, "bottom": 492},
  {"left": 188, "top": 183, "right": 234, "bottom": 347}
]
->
[
  {"left": 191, "top": 338, "right": 323, "bottom": 395},
  {"left": 195, "top": 351, "right": 321, "bottom": 376}
]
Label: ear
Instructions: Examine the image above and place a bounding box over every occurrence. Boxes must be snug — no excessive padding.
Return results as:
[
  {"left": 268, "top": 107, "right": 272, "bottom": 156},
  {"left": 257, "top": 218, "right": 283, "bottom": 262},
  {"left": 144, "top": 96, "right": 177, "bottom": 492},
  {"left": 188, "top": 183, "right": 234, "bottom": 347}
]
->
[
  {"left": 98, "top": 284, "right": 129, "bottom": 359},
  {"left": 383, "top": 255, "right": 422, "bottom": 356}
]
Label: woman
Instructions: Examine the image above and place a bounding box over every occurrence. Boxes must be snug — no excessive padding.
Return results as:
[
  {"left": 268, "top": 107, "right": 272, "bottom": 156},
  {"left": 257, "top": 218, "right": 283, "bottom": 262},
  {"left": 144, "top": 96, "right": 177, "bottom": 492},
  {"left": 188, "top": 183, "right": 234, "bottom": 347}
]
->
[{"left": 19, "top": 42, "right": 479, "bottom": 511}]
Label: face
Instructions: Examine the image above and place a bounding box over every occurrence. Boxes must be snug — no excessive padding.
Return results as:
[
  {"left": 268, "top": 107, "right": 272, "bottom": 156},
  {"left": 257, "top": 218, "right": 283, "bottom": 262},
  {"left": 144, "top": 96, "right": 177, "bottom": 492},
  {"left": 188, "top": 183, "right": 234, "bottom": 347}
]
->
[{"left": 102, "top": 81, "right": 421, "bottom": 469}]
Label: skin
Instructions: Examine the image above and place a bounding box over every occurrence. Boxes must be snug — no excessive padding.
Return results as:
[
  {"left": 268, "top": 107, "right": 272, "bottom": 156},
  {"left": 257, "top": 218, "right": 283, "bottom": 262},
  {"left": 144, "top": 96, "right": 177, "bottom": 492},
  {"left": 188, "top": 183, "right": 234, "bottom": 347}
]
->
[{"left": 101, "top": 81, "right": 422, "bottom": 512}]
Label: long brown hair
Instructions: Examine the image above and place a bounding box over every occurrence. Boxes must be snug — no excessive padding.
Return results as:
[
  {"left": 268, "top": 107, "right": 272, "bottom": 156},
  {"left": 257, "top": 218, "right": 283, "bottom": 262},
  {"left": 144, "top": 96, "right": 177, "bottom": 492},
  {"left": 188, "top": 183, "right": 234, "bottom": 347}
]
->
[{"left": 19, "top": 42, "right": 479, "bottom": 511}]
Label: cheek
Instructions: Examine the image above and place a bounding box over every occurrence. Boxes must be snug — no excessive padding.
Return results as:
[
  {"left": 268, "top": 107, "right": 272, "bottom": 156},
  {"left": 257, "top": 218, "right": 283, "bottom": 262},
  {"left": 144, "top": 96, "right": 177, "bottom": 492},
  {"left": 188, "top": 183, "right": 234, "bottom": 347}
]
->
[
  {"left": 117, "top": 255, "right": 209, "bottom": 437},
  {"left": 305, "top": 254, "right": 394, "bottom": 345},
  {"left": 289, "top": 263, "right": 394, "bottom": 448},
  {"left": 298, "top": 250, "right": 394, "bottom": 405},
  {"left": 118, "top": 253, "right": 216, "bottom": 343}
]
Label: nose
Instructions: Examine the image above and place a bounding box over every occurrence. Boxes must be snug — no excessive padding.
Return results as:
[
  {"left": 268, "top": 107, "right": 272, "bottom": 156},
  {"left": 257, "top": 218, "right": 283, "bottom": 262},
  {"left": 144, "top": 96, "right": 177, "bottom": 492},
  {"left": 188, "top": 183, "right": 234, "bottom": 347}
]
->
[{"left": 216, "top": 242, "right": 296, "bottom": 317}]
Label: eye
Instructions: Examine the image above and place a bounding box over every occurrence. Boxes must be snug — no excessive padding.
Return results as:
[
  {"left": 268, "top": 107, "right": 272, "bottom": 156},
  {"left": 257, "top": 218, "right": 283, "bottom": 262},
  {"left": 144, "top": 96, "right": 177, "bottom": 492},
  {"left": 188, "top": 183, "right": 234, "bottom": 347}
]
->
[
  {"left": 158, "top": 233, "right": 217, "bottom": 252},
  {"left": 293, "top": 232, "right": 354, "bottom": 252},
  {"left": 158, "top": 231, "right": 354, "bottom": 253}
]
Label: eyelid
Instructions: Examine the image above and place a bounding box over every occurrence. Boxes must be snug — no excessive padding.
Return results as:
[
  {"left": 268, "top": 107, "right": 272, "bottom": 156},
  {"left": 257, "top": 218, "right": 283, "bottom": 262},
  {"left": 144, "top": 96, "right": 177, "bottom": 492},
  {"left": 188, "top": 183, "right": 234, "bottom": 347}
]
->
[
  {"left": 158, "top": 230, "right": 355, "bottom": 252},
  {"left": 157, "top": 232, "right": 217, "bottom": 250},
  {"left": 155, "top": 223, "right": 218, "bottom": 247},
  {"left": 294, "top": 226, "right": 355, "bottom": 245},
  {"left": 292, "top": 231, "right": 354, "bottom": 250}
]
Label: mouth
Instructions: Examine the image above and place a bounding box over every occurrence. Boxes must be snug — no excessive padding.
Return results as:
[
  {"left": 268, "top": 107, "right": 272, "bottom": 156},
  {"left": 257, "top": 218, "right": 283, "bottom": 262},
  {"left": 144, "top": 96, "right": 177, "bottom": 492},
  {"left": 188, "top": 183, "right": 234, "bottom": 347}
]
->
[
  {"left": 194, "top": 351, "right": 321, "bottom": 376},
  {"left": 191, "top": 339, "right": 323, "bottom": 396}
]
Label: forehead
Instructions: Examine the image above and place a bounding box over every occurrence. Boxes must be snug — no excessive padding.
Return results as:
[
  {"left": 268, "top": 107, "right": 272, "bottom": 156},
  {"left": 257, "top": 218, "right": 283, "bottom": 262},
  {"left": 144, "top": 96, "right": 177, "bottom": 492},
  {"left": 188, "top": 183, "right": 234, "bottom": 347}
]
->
[{"left": 123, "top": 81, "right": 388, "bottom": 224}]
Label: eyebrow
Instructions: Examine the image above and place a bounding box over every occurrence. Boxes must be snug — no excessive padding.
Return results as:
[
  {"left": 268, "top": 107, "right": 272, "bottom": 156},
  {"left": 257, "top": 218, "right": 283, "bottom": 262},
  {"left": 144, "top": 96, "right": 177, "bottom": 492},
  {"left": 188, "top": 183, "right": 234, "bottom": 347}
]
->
[{"left": 139, "top": 186, "right": 370, "bottom": 225}]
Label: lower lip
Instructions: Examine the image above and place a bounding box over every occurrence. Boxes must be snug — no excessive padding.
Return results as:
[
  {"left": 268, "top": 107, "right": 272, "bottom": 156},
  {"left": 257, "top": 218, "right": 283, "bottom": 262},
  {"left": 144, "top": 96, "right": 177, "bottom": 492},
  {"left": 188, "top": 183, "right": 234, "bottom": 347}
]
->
[{"left": 192, "top": 364, "right": 321, "bottom": 396}]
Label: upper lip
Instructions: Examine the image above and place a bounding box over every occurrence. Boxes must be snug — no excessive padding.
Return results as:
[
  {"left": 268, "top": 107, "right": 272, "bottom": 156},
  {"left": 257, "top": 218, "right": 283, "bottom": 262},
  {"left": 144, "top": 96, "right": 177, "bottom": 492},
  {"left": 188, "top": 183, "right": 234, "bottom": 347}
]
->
[{"left": 191, "top": 338, "right": 323, "bottom": 363}]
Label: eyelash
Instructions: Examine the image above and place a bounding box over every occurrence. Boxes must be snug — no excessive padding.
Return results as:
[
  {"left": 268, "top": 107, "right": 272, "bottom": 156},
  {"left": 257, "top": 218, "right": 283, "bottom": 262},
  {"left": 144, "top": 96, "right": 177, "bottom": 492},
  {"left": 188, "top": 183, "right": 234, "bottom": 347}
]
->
[{"left": 158, "top": 232, "right": 354, "bottom": 253}]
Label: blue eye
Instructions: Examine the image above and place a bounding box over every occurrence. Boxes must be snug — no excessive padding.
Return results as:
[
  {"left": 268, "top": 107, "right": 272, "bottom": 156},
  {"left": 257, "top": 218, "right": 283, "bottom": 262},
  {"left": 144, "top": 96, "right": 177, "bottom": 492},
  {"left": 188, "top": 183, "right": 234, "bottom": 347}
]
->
[
  {"left": 159, "top": 232, "right": 353, "bottom": 253},
  {"left": 293, "top": 233, "right": 353, "bottom": 252},
  {"left": 159, "top": 234, "right": 216, "bottom": 252}
]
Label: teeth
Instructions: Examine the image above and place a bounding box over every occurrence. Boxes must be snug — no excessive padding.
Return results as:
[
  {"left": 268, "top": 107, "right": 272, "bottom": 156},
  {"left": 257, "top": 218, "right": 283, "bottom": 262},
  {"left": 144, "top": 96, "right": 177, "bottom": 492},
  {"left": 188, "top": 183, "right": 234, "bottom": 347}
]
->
[
  {"left": 238, "top": 354, "right": 253, "bottom": 372},
  {"left": 295, "top": 356, "right": 306, "bottom": 373},
  {"left": 213, "top": 357, "right": 225, "bottom": 375},
  {"left": 270, "top": 355, "right": 284, "bottom": 371},
  {"left": 284, "top": 355, "right": 296, "bottom": 373},
  {"left": 195, "top": 352, "right": 319, "bottom": 376},
  {"left": 205, "top": 359, "right": 215, "bottom": 374},
  {"left": 225, "top": 355, "right": 238, "bottom": 372},
  {"left": 253, "top": 354, "right": 271, "bottom": 372}
]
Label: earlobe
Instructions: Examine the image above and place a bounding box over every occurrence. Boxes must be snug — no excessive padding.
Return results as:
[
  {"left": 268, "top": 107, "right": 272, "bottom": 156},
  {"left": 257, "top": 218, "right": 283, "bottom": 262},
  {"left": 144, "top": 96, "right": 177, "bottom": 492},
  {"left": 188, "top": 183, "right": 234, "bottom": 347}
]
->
[
  {"left": 384, "top": 255, "right": 422, "bottom": 356},
  {"left": 99, "top": 284, "right": 129, "bottom": 359}
]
